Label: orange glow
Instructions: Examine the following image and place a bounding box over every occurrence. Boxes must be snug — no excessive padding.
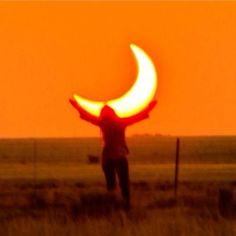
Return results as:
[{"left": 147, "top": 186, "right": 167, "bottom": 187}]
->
[
  {"left": 73, "top": 44, "right": 157, "bottom": 117},
  {"left": 1, "top": 2, "right": 236, "bottom": 137}
]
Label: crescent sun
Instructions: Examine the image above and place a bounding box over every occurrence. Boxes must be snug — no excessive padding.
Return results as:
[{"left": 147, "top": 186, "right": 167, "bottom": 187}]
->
[{"left": 73, "top": 43, "right": 158, "bottom": 118}]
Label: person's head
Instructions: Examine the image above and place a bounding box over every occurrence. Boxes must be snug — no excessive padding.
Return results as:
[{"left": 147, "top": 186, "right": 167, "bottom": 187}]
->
[{"left": 100, "top": 105, "right": 117, "bottom": 120}]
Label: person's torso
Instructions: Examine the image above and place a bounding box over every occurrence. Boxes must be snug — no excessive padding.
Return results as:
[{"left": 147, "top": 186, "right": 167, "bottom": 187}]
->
[{"left": 100, "top": 119, "right": 129, "bottom": 157}]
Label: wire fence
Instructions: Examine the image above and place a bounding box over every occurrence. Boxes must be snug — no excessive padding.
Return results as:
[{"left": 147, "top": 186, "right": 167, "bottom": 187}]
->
[{"left": 0, "top": 136, "right": 235, "bottom": 183}]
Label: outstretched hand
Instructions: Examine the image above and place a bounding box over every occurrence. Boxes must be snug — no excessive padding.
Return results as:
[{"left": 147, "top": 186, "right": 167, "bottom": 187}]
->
[
  {"left": 69, "top": 98, "right": 78, "bottom": 109},
  {"left": 121, "top": 99, "right": 157, "bottom": 125},
  {"left": 147, "top": 100, "right": 157, "bottom": 112},
  {"left": 69, "top": 98, "right": 100, "bottom": 125},
  {"left": 69, "top": 99, "right": 84, "bottom": 113},
  {"left": 143, "top": 100, "right": 157, "bottom": 116}
]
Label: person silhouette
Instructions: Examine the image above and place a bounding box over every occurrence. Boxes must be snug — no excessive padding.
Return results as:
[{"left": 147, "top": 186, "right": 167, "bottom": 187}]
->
[{"left": 69, "top": 99, "right": 156, "bottom": 209}]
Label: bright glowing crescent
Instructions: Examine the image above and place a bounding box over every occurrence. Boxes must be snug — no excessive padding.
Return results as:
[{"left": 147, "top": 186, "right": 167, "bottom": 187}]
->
[{"left": 73, "top": 43, "right": 157, "bottom": 117}]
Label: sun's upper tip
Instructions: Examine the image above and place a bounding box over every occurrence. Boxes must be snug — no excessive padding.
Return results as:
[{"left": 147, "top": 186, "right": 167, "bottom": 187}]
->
[{"left": 130, "top": 43, "right": 136, "bottom": 49}]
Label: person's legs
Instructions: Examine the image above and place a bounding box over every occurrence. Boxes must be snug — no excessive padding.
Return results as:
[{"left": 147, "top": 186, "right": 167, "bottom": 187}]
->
[
  {"left": 116, "top": 157, "right": 130, "bottom": 209},
  {"left": 102, "top": 158, "right": 116, "bottom": 191}
]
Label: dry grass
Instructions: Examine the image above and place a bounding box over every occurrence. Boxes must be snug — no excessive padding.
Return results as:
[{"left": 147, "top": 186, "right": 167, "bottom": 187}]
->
[
  {"left": 0, "top": 163, "right": 236, "bottom": 183},
  {"left": 0, "top": 179, "right": 235, "bottom": 235},
  {"left": 1, "top": 208, "right": 235, "bottom": 236},
  {"left": 1, "top": 136, "right": 236, "bottom": 164},
  {"left": 0, "top": 137, "right": 236, "bottom": 235}
]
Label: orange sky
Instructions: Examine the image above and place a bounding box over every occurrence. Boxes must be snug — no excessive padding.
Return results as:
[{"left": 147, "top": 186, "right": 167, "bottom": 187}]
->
[{"left": 0, "top": 1, "right": 236, "bottom": 138}]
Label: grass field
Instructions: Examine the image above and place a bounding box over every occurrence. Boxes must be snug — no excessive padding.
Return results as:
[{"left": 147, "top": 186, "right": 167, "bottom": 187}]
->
[
  {"left": 0, "top": 136, "right": 235, "bottom": 235},
  {"left": 1, "top": 136, "right": 236, "bottom": 164}
]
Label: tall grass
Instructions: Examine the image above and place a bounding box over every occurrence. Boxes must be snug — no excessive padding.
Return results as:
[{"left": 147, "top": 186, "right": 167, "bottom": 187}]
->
[
  {"left": 0, "top": 180, "right": 235, "bottom": 235},
  {"left": 1, "top": 206, "right": 235, "bottom": 236},
  {"left": 0, "top": 136, "right": 235, "bottom": 235}
]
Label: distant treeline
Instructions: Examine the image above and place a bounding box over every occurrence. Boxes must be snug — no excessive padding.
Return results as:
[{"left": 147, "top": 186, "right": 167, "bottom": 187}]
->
[{"left": 0, "top": 136, "right": 235, "bottom": 164}]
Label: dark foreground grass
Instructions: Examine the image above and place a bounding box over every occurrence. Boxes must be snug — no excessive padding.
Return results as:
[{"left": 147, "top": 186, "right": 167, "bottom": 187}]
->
[
  {"left": 0, "top": 180, "right": 235, "bottom": 236},
  {"left": 0, "top": 137, "right": 236, "bottom": 235}
]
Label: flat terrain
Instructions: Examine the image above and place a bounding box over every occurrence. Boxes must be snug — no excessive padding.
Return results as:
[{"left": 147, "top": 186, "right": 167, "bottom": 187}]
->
[
  {"left": 0, "top": 136, "right": 235, "bottom": 235},
  {"left": 1, "top": 163, "right": 236, "bottom": 183},
  {"left": 1, "top": 136, "right": 236, "bottom": 164}
]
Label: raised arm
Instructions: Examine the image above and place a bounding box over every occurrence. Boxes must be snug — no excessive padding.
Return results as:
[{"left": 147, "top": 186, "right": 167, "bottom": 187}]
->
[
  {"left": 69, "top": 99, "right": 100, "bottom": 126},
  {"left": 121, "top": 100, "right": 157, "bottom": 126}
]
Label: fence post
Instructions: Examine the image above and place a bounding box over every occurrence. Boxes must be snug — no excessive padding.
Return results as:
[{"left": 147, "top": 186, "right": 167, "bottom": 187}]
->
[
  {"left": 33, "top": 139, "right": 37, "bottom": 188},
  {"left": 174, "top": 137, "right": 180, "bottom": 199}
]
